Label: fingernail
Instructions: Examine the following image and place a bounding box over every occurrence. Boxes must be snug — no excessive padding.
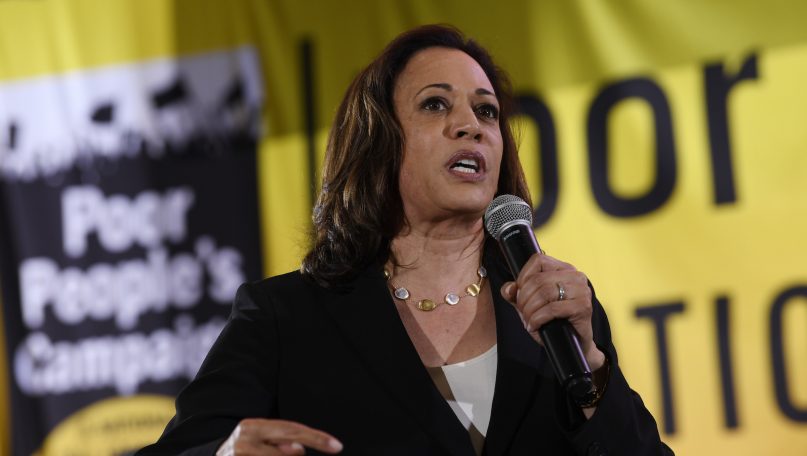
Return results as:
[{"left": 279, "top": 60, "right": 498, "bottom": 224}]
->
[
  {"left": 329, "top": 439, "right": 343, "bottom": 451},
  {"left": 290, "top": 442, "right": 304, "bottom": 451}
]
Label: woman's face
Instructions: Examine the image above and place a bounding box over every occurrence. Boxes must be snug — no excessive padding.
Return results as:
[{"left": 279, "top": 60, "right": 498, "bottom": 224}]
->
[{"left": 393, "top": 47, "right": 503, "bottom": 226}]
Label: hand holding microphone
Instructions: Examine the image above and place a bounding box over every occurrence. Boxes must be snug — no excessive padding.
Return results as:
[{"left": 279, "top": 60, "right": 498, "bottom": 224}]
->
[{"left": 484, "top": 195, "right": 606, "bottom": 406}]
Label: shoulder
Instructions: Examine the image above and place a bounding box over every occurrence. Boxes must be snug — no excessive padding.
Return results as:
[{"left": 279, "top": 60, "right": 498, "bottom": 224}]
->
[
  {"left": 252, "top": 265, "right": 382, "bottom": 296},
  {"left": 234, "top": 266, "right": 383, "bottom": 318},
  {"left": 239, "top": 268, "right": 364, "bottom": 307},
  {"left": 224, "top": 270, "right": 323, "bottom": 326},
  {"left": 258, "top": 269, "right": 310, "bottom": 292},
  {"left": 239, "top": 270, "right": 318, "bottom": 304}
]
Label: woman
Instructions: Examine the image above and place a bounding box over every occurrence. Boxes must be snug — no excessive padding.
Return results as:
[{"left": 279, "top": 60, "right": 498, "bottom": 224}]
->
[{"left": 138, "top": 25, "right": 672, "bottom": 455}]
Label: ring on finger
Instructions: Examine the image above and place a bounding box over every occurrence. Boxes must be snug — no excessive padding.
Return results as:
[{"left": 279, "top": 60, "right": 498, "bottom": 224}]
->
[{"left": 557, "top": 282, "right": 566, "bottom": 301}]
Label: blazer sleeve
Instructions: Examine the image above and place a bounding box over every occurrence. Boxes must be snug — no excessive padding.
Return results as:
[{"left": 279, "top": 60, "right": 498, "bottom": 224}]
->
[
  {"left": 136, "top": 282, "right": 280, "bottom": 455},
  {"left": 557, "top": 285, "right": 675, "bottom": 456}
]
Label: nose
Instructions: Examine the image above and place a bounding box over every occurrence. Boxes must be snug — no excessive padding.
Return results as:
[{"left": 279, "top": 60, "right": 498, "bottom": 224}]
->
[{"left": 448, "top": 106, "right": 482, "bottom": 142}]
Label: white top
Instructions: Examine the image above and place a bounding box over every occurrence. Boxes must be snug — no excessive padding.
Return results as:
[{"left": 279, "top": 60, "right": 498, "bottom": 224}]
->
[{"left": 437, "top": 344, "right": 498, "bottom": 436}]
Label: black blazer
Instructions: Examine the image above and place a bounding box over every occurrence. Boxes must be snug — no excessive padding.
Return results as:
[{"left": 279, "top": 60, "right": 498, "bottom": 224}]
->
[{"left": 138, "top": 246, "right": 671, "bottom": 455}]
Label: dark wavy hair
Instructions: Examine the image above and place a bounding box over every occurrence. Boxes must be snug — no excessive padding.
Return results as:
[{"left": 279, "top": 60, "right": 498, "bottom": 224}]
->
[{"left": 301, "top": 24, "right": 531, "bottom": 288}]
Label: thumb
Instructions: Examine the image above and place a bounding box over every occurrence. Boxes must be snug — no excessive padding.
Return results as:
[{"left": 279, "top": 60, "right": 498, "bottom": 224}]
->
[{"left": 500, "top": 282, "right": 517, "bottom": 304}]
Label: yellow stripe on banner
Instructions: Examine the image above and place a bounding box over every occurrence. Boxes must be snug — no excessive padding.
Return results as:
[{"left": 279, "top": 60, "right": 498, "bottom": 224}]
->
[
  {"left": 0, "top": 0, "right": 258, "bottom": 82},
  {"left": 517, "top": 0, "right": 807, "bottom": 89},
  {"left": 258, "top": 134, "right": 311, "bottom": 276},
  {"left": 258, "top": 129, "right": 330, "bottom": 277},
  {"left": 240, "top": 0, "right": 807, "bottom": 139}
]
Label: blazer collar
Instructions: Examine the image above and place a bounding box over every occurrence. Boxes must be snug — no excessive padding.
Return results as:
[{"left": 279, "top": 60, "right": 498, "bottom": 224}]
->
[
  {"left": 321, "top": 264, "right": 476, "bottom": 456},
  {"left": 482, "top": 241, "right": 550, "bottom": 456},
  {"left": 320, "top": 242, "right": 549, "bottom": 456}
]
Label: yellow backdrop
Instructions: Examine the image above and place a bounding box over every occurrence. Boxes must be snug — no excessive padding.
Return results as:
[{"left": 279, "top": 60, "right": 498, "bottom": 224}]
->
[{"left": 2, "top": 0, "right": 807, "bottom": 454}]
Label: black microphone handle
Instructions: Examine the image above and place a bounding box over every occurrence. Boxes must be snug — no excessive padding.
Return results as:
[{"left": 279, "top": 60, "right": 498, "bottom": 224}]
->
[{"left": 497, "top": 222, "right": 594, "bottom": 403}]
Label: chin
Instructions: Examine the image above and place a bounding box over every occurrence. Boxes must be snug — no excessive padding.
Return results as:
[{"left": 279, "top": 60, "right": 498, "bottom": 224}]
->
[{"left": 445, "top": 193, "right": 493, "bottom": 217}]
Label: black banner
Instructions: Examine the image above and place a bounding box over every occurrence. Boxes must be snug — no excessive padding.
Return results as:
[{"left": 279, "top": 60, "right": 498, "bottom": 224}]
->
[{"left": 0, "top": 47, "right": 264, "bottom": 455}]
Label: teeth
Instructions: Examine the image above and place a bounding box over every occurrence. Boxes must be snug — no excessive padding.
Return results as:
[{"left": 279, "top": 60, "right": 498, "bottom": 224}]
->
[{"left": 451, "top": 158, "right": 480, "bottom": 173}]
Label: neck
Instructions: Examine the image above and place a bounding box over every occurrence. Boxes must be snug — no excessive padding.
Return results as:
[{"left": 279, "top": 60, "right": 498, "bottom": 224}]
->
[{"left": 391, "top": 217, "right": 486, "bottom": 269}]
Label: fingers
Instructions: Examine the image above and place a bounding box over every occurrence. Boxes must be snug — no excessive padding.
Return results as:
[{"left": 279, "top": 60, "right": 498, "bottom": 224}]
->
[
  {"left": 513, "top": 255, "right": 577, "bottom": 308},
  {"left": 519, "top": 276, "right": 592, "bottom": 334},
  {"left": 517, "top": 253, "right": 576, "bottom": 279},
  {"left": 221, "top": 438, "right": 305, "bottom": 456},
  {"left": 502, "top": 269, "right": 591, "bottom": 322},
  {"left": 277, "top": 442, "right": 306, "bottom": 455},
  {"left": 500, "top": 254, "right": 579, "bottom": 305},
  {"left": 501, "top": 282, "right": 516, "bottom": 304},
  {"left": 524, "top": 296, "right": 592, "bottom": 333},
  {"left": 499, "top": 255, "right": 595, "bottom": 354},
  {"left": 227, "top": 419, "right": 343, "bottom": 455},
  {"left": 522, "top": 272, "right": 588, "bottom": 309},
  {"left": 254, "top": 419, "right": 343, "bottom": 453}
]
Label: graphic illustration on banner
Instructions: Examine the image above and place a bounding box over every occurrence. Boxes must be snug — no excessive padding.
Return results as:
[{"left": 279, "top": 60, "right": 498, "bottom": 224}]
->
[{"left": 0, "top": 46, "right": 264, "bottom": 455}]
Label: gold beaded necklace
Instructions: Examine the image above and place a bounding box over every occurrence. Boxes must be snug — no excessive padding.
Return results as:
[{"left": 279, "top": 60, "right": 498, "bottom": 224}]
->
[{"left": 383, "top": 265, "right": 487, "bottom": 311}]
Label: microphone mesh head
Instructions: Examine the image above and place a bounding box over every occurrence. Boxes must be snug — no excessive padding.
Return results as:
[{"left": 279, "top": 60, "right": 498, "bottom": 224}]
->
[{"left": 484, "top": 194, "right": 533, "bottom": 240}]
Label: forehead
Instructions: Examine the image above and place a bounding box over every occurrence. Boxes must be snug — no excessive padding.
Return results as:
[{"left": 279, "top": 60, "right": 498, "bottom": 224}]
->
[{"left": 395, "top": 47, "right": 495, "bottom": 95}]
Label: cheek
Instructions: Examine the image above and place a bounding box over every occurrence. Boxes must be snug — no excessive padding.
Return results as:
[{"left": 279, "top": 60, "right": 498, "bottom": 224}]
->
[
  {"left": 399, "top": 142, "right": 418, "bottom": 179},
  {"left": 491, "top": 135, "right": 504, "bottom": 179},
  {"left": 399, "top": 145, "right": 425, "bottom": 194},
  {"left": 401, "top": 136, "right": 435, "bottom": 176}
]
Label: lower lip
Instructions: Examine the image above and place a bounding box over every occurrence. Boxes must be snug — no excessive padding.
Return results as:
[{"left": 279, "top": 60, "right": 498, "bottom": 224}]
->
[{"left": 447, "top": 167, "right": 487, "bottom": 182}]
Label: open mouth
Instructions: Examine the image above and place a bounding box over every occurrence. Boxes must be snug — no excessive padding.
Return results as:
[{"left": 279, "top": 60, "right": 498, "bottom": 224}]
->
[
  {"left": 450, "top": 158, "right": 480, "bottom": 174},
  {"left": 447, "top": 152, "right": 485, "bottom": 175}
]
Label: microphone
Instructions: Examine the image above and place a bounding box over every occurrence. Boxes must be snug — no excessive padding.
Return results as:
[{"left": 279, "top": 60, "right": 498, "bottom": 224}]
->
[{"left": 484, "top": 194, "right": 595, "bottom": 404}]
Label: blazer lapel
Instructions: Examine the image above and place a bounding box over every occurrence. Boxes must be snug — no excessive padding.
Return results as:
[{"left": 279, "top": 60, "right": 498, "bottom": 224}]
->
[
  {"left": 483, "top": 245, "right": 550, "bottom": 456},
  {"left": 320, "top": 265, "right": 476, "bottom": 456}
]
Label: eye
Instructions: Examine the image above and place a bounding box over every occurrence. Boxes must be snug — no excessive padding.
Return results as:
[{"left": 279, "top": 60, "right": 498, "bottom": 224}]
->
[
  {"left": 421, "top": 97, "right": 448, "bottom": 112},
  {"left": 476, "top": 103, "right": 499, "bottom": 120}
]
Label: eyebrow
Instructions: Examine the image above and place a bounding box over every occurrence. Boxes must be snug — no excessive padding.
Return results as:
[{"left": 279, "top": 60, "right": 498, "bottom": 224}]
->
[{"left": 415, "top": 83, "right": 496, "bottom": 98}]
